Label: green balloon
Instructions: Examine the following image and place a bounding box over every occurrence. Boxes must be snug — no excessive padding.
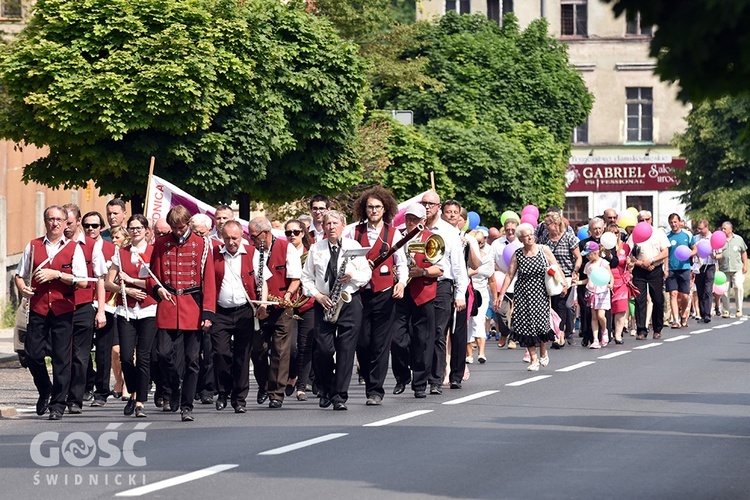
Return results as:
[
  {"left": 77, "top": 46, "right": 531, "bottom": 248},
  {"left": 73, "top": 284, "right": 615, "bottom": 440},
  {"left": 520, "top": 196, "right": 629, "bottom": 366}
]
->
[
  {"left": 629, "top": 298, "right": 635, "bottom": 316},
  {"left": 714, "top": 271, "right": 727, "bottom": 286},
  {"left": 500, "top": 210, "right": 520, "bottom": 226}
]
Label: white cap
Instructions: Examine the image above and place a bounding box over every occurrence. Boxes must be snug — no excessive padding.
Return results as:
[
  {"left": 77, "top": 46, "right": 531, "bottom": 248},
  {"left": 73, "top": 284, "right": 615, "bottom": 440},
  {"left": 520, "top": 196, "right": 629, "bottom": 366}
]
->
[{"left": 404, "top": 203, "right": 426, "bottom": 219}]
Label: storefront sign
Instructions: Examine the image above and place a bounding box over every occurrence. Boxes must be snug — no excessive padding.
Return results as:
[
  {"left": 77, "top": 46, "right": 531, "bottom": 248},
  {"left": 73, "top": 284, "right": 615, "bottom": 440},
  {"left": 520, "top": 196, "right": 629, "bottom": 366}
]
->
[{"left": 565, "top": 157, "right": 685, "bottom": 192}]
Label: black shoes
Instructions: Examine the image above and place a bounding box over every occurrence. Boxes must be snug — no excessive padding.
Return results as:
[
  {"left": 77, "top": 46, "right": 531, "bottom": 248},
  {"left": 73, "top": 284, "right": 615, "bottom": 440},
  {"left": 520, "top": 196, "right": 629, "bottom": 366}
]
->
[
  {"left": 83, "top": 391, "right": 94, "bottom": 402},
  {"left": 319, "top": 396, "right": 332, "bottom": 409},
  {"left": 90, "top": 398, "right": 107, "bottom": 407},
  {"left": 414, "top": 390, "right": 427, "bottom": 399},
  {"left": 285, "top": 384, "right": 295, "bottom": 397},
  {"left": 269, "top": 399, "right": 283, "bottom": 409},
  {"left": 430, "top": 384, "right": 442, "bottom": 395},
  {"left": 154, "top": 397, "right": 164, "bottom": 408},
  {"left": 365, "top": 395, "right": 382, "bottom": 406},
  {"left": 200, "top": 395, "right": 213, "bottom": 405},
  {"left": 257, "top": 390, "right": 268, "bottom": 405},
  {"left": 36, "top": 393, "right": 51, "bottom": 416},
  {"left": 450, "top": 382, "right": 462, "bottom": 390},
  {"left": 234, "top": 405, "right": 246, "bottom": 414},
  {"left": 162, "top": 401, "right": 172, "bottom": 412},
  {"left": 333, "top": 401, "right": 348, "bottom": 411},
  {"left": 216, "top": 395, "right": 227, "bottom": 411},
  {"left": 135, "top": 406, "right": 147, "bottom": 418},
  {"left": 67, "top": 404, "right": 82, "bottom": 415},
  {"left": 181, "top": 409, "right": 194, "bottom": 422},
  {"left": 393, "top": 383, "right": 406, "bottom": 395},
  {"left": 124, "top": 398, "right": 136, "bottom": 416},
  {"left": 48, "top": 410, "right": 62, "bottom": 421}
]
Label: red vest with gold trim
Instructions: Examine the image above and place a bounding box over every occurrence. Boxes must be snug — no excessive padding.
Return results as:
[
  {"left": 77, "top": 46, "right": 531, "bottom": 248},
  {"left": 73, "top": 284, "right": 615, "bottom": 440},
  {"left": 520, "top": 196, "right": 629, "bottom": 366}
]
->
[{"left": 356, "top": 222, "right": 396, "bottom": 293}]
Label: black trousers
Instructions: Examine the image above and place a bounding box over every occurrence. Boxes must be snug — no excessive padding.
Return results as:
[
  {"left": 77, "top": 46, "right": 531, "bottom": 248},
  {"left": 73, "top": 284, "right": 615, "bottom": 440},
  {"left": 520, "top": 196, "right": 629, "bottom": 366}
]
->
[
  {"left": 295, "top": 308, "right": 315, "bottom": 392},
  {"left": 211, "top": 305, "right": 254, "bottom": 408},
  {"left": 313, "top": 295, "right": 362, "bottom": 405},
  {"left": 633, "top": 266, "right": 666, "bottom": 336},
  {"left": 157, "top": 329, "right": 202, "bottom": 412},
  {"left": 26, "top": 310, "right": 73, "bottom": 414},
  {"left": 577, "top": 283, "right": 592, "bottom": 341},
  {"left": 356, "top": 289, "right": 397, "bottom": 399},
  {"left": 118, "top": 316, "right": 157, "bottom": 404},
  {"left": 196, "top": 326, "right": 215, "bottom": 399},
  {"left": 391, "top": 293, "right": 435, "bottom": 391},
  {"left": 695, "top": 264, "right": 716, "bottom": 321},
  {"left": 67, "top": 305, "right": 95, "bottom": 409},
  {"left": 429, "top": 280, "right": 454, "bottom": 387},
  {"left": 448, "top": 292, "right": 469, "bottom": 385},
  {"left": 86, "top": 311, "right": 116, "bottom": 401},
  {"left": 252, "top": 307, "right": 293, "bottom": 402}
]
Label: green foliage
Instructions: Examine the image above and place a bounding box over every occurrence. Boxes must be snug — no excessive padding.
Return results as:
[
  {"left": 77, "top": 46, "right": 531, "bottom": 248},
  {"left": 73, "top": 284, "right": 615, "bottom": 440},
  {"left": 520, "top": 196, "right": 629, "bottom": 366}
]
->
[
  {"left": 0, "top": 0, "right": 366, "bottom": 204},
  {"left": 674, "top": 96, "right": 750, "bottom": 237},
  {"left": 603, "top": 0, "right": 750, "bottom": 103}
]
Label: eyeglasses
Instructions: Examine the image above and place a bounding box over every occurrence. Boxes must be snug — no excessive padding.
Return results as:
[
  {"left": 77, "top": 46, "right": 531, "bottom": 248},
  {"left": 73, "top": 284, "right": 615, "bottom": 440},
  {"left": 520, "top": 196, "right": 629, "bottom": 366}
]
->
[
  {"left": 248, "top": 230, "right": 267, "bottom": 239},
  {"left": 505, "top": 229, "right": 515, "bottom": 234},
  {"left": 127, "top": 226, "right": 144, "bottom": 232},
  {"left": 420, "top": 201, "right": 439, "bottom": 208},
  {"left": 366, "top": 205, "right": 384, "bottom": 212},
  {"left": 82, "top": 223, "right": 101, "bottom": 229},
  {"left": 46, "top": 218, "right": 65, "bottom": 224},
  {"left": 285, "top": 229, "right": 303, "bottom": 237},
  {"left": 311, "top": 207, "right": 327, "bottom": 212}
]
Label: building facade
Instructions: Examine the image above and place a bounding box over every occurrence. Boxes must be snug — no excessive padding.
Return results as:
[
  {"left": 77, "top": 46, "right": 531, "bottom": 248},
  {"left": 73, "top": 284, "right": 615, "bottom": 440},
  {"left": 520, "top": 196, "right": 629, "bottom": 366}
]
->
[{"left": 417, "top": 0, "right": 691, "bottom": 227}]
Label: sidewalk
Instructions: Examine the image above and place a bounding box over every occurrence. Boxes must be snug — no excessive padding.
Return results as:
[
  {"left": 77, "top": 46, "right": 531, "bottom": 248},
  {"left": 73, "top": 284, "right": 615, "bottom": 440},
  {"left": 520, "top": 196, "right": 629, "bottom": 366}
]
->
[{"left": 0, "top": 327, "right": 18, "bottom": 364}]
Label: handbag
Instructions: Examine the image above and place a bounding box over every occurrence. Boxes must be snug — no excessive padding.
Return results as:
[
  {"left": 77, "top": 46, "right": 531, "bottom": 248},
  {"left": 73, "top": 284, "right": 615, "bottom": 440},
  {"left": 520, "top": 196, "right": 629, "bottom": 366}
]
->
[{"left": 540, "top": 246, "right": 564, "bottom": 296}]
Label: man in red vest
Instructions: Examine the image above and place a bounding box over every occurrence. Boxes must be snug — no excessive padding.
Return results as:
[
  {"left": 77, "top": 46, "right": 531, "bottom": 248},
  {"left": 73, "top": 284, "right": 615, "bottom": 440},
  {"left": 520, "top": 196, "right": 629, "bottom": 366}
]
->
[
  {"left": 247, "top": 216, "right": 302, "bottom": 408},
  {"left": 212, "top": 220, "right": 270, "bottom": 413},
  {"left": 62, "top": 204, "right": 108, "bottom": 414},
  {"left": 346, "top": 187, "right": 408, "bottom": 406},
  {"left": 15, "top": 205, "right": 87, "bottom": 420},
  {"left": 391, "top": 203, "right": 443, "bottom": 398},
  {"left": 149, "top": 205, "right": 216, "bottom": 422}
]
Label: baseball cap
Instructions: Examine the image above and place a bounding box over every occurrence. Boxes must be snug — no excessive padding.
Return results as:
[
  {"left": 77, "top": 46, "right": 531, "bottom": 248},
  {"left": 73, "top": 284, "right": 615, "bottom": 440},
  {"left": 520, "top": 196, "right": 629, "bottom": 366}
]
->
[
  {"left": 405, "top": 203, "right": 426, "bottom": 219},
  {"left": 581, "top": 241, "right": 599, "bottom": 256}
]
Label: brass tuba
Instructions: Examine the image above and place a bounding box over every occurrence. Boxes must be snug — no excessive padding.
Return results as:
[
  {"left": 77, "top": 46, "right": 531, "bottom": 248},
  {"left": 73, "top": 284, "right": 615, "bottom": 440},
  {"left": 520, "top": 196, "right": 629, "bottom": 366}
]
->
[{"left": 407, "top": 234, "right": 446, "bottom": 264}]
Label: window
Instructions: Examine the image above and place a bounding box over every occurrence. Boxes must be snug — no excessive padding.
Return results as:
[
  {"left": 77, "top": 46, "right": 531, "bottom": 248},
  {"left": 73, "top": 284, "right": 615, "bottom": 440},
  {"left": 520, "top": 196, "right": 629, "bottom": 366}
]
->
[
  {"left": 626, "top": 10, "right": 653, "bottom": 36},
  {"left": 488, "top": 0, "right": 512, "bottom": 24},
  {"left": 1, "top": 0, "right": 21, "bottom": 18},
  {"left": 564, "top": 197, "right": 589, "bottom": 228},
  {"left": 561, "top": 0, "right": 587, "bottom": 36},
  {"left": 446, "top": 0, "right": 470, "bottom": 14},
  {"left": 625, "top": 195, "right": 653, "bottom": 214},
  {"left": 572, "top": 118, "right": 589, "bottom": 144},
  {"left": 626, "top": 87, "right": 653, "bottom": 143}
]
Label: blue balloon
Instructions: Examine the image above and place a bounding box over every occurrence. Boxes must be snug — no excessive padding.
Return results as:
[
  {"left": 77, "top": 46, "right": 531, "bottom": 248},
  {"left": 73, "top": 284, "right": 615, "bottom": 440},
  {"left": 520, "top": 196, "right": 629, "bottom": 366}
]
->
[
  {"left": 577, "top": 226, "right": 589, "bottom": 241},
  {"left": 467, "top": 211, "right": 481, "bottom": 230},
  {"left": 590, "top": 267, "right": 610, "bottom": 287}
]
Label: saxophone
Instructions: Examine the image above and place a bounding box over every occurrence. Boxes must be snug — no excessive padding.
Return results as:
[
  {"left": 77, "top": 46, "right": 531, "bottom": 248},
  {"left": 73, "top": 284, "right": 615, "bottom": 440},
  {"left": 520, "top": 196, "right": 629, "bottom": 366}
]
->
[{"left": 323, "top": 254, "right": 352, "bottom": 324}]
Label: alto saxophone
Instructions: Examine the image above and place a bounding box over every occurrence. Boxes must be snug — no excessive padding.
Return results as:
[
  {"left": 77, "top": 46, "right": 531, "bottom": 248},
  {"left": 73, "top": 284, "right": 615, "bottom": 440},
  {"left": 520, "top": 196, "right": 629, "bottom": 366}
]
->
[{"left": 323, "top": 254, "right": 352, "bottom": 324}]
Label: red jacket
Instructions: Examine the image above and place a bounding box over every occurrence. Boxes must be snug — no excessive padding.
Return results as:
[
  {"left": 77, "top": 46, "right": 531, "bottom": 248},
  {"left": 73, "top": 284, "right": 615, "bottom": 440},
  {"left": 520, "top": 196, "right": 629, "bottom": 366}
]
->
[{"left": 29, "top": 238, "right": 78, "bottom": 316}]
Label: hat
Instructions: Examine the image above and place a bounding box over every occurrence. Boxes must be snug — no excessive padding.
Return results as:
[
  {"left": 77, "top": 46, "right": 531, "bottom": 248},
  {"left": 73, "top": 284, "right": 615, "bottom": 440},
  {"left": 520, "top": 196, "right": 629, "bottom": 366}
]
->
[
  {"left": 405, "top": 203, "right": 426, "bottom": 219},
  {"left": 581, "top": 241, "right": 599, "bottom": 256}
]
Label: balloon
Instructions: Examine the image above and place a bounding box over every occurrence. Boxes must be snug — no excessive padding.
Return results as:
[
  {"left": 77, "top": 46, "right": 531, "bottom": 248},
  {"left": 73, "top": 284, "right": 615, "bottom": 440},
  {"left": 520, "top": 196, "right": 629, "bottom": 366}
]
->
[
  {"left": 577, "top": 226, "right": 589, "bottom": 241},
  {"left": 629, "top": 298, "right": 635, "bottom": 316},
  {"left": 467, "top": 211, "right": 481, "bottom": 230},
  {"left": 520, "top": 213, "right": 538, "bottom": 228},
  {"left": 590, "top": 267, "right": 610, "bottom": 287},
  {"left": 713, "top": 284, "right": 728, "bottom": 296},
  {"left": 674, "top": 245, "right": 692, "bottom": 261},
  {"left": 714, "top": 271, "right": 727, "bottom": 286},
  {"left": 502, "top": 240, "right": 523, "bottom": 266},
  {"left": 696, "top": 240, "right": 712, "bottom": 259},
  {"left": 617, "top": 212, "right": 637, "bottom": 229},
  {"left": 462, "top": 219, "right": 469, "bottom": 232},
  {"left": 600, "top": 232, "right": 617, "bottom": 250},
  {"left": 632, "top": 222, "right": 653, "bottom": 244},
  {"left": 627, "top": 207, "right": 639, "bottom": 217},
  {"left": 500, "top": 211, "right": 520, "bottom": 226},
  {"left": 710, "top": 230, "right": 727, "bottom": 250},
  {"left": 521, "top": 205, "right": 539, "bottom": 218}
]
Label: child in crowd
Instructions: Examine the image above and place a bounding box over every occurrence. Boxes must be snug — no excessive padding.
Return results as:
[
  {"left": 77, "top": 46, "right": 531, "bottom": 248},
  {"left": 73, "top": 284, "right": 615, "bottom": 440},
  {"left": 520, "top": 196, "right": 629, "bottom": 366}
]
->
[{"left": 581, "top": 242, "right": 614, "bottom": 349}]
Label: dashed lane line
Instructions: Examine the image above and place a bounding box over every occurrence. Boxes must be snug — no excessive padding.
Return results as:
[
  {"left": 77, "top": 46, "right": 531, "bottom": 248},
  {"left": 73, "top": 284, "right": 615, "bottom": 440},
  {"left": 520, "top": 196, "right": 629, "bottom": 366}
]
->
[
  {"left": 442, "top": 390, "right": 499, "bottom": 406},
  {"left": 505, "top": 375, "right": 552, "bottom": 386},
  {"left": 597, "top": 351, "right": 631, "bottom": 360},
  {"left": 632, "top": 343, "right": 663, "bottom": 350},
  {"left": 663, "top": 335, "right": 691, "bottom": 342},
  {"left": 116, "top": 464, "right": 239, "bottom": 497},
  {"left": 363, "top": 410, "right": 433, "bottom": 426},
  {"left": 713, "top": 324, "right": 732, "bottom": 329},
  {"left": 555, "top": 361, "right": 596, "bottom": 373},
  {"left": 258, "top": 433, "right": 348, "bottom": 456},
  {"left": 691, "top": 328, "right": 712, "bottom": 334}
]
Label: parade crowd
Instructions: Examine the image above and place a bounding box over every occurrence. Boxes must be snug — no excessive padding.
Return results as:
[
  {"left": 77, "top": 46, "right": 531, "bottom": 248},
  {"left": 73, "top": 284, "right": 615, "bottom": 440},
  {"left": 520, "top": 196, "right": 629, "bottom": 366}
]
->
[{"left": 15, "top": 190, "right": 748, "bottom": 421}]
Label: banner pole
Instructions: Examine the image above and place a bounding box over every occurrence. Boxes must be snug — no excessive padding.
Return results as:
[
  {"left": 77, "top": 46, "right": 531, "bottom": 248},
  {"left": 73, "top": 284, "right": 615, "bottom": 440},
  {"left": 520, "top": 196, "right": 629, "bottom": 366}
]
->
[
  {"left": 144, "top": 156, "right": 156, "bottom": 216},
  {"left": 430, "top": 171, "right": 436, "bottom": 192}
]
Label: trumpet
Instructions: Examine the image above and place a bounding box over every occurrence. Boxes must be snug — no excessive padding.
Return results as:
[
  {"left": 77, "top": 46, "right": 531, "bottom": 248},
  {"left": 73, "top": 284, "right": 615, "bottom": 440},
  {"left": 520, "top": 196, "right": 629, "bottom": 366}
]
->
[{"left": 407, "top": 234, "right": 446, "bottom": 264}]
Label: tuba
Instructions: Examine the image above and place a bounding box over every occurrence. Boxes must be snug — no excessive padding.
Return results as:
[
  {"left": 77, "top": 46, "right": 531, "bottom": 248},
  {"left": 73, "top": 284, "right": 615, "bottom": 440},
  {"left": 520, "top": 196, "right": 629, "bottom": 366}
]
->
[{"left": 407, "top": 234, "right": 446, "bottom": 264}]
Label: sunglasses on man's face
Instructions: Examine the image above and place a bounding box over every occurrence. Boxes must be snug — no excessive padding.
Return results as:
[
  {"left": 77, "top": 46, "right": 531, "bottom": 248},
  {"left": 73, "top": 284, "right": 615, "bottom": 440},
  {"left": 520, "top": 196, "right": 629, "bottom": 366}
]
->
[
  {"left": 82, "top": 223, "right": 101, "bottom": 229},
  {"left": 285, "top": 229, "right": 303, "bottom": 237}
]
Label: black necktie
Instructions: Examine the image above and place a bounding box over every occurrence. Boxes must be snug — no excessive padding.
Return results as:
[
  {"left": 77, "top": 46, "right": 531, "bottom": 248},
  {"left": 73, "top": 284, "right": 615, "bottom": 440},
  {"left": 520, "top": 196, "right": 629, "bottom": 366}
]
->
[
  {"left": 257, "top": 244, "right": 265, "bottom": 297},
  {"left": 325, "top": 245, "right": 339, "bottom": 293}
]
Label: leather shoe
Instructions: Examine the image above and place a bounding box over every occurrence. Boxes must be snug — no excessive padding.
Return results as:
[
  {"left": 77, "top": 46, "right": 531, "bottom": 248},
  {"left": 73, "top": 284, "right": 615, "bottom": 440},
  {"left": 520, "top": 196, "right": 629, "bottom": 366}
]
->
[
  {"left": 90, "top": 398, "right": 107, "bottom": 407},
  {"left": 450, "top": 382, "right": 462, "bottom": 389},
  {"left": 636, "top": 333, "right": 647, "bottom": 340},
  {"left": 393, "top": 383, "right": 406, "bottom": 395},
  {"left": 269, "top": 399, "right": 283, "bottom": 409},
  {"left": 135, "top": 406, "right": 147, "bottom": 418},
  {"left": 333, "top": 401, "right": 348, "bottom": 411},
  {"left": 200, "top": 395, "right": 213, "bottom": 405},
  {"left": 257, "top": 389, "right": 268, "bottom": 405},
  {"left": 154, "top": 397, "right": 164, "bottom": 408},
  {"left": 162, "top": 401, "right": 172, "bottom": 412},
  {"left": 234, "top": 405, "right": 246, "bottom": 414},
  {"left": 67, "top": 404, "right": 82, "bottom": 415},
  {"left": 653, "top": 332, "right": 662, "bottom": 339},
  {"left": 414, "top": 390, "right": 427, "bottom": 399},
  {"left": 365, "top": 395, "right": 382, "bottom": 406},
  {"left": 124, "top": 398, "right": 136, "bottom": 416},
  {"left": 216, "top": 395, "right": 227, "bottom": 411},
  {"left": 319, "top": 396, "right": 332, "bottom": 408},
  {"left": 48, "top": 410, "right": 63, "bottom": 421},
  {"left": 429, "top": 384, "right": 442, "bottom": 395},
  {"left": 181, "top": 409, "right": 194, "bottom": 422},
  {"left": 83, "top": 391, "right": 94, "bottom": 402},
  {"left": 36, "top": 393, "right": 51, "bottom": 416}
]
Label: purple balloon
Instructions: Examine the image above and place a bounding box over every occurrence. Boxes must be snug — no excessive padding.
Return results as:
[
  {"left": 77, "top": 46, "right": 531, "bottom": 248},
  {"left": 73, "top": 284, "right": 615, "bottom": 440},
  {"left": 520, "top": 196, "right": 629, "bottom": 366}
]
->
[
  {"left": 696, "top": 239, "right": 712, "bottom": 259},
  {"left": 503, "top": 240, "right": 522, "bottom": 266},
  {"left": 674, "top": 245, "right": 691, "bottom": 261}
]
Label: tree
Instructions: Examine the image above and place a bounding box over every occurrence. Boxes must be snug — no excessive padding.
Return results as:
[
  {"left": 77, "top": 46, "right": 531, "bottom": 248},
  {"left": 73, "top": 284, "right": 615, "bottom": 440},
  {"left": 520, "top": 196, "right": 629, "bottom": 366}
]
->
[
  {"left": 603, "top": 0, "right": 750, "bottom": 103},
  {"left": 0, "top": 0, "right": 366, "bottom": 205},
  {"left": 673, "top": 96, "right": 750, "bottom": 236}
]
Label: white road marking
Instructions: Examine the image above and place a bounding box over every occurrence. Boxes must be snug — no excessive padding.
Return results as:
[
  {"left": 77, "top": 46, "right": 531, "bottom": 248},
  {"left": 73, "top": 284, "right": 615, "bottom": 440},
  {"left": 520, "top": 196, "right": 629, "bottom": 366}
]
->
[
  {"left": 555, "top": 361, "right": 595, "bottom": 372},
  {"left": 115, "top": 464, "right": 239, "bottom": 497},
  {"left": 442, "top": 390, "right": 499, "bottom": 406},
  {"left": 633, "top": 343, "right": 662, "bottom": 350},
  {"left": 106, "top": 423, "right": 123, "bottom": 429},
  {"left": 664, "top": 335, "right": 690, "bottom": 342},
  {"left": 713, "top": 324, "right": 731, "bottom": 329},
  {"left": 363, "top": 410, "right": 434, "bottom": 426},
  {"left": 17, "top": 408, "right": 36, "bottom": 413},
  {"left": 258, "top": 433, "right": 348, "bottom": 456},
  {"left": 134, "top": 423, "right": 150, "bottom": 430},
  {"left": 597, "top": 351, "right": 631, "bottom": 359},
  {"left": 506, "top": 375, "right": 552, "bottom": 386},
  {"left": 730, "top": 321, "right": 743, "bottom": 326},
  {"left": 691, "top": 329, "right": 712, "bottom": 334}
]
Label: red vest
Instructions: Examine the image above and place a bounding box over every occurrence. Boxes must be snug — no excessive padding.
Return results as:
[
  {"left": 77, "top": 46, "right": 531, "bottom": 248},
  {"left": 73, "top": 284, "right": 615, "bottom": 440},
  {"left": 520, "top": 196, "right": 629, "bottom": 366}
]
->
[
  {"left": 117, "top": 245, "right": 157, "bottom": 309},
  {"left": 100, "top": 239, "right": 116, "bottom": 262},
  {"left": 29, "top": 238, "right": 77, "bottom": 316},
  {"left": 213, "top": 246, "right": 259, "bottom": 303},
  {"left": 264, "top": 238, "right": 291, "bottom": 299},
  {"left": 356, "top": 222, "right": 396, "bottom": 293},
  {"left": 409, "top": 230, "right": 438, "bottom": 306},
  {"left": 74, "top": 235, "right": 97, "bottom": 306}
]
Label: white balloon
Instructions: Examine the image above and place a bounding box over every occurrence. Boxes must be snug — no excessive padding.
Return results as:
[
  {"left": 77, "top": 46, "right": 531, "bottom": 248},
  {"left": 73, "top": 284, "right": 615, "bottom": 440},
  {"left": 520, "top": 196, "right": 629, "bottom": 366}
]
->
[{"left": 600, "top": 232, "right": 617, "bottom": 250}]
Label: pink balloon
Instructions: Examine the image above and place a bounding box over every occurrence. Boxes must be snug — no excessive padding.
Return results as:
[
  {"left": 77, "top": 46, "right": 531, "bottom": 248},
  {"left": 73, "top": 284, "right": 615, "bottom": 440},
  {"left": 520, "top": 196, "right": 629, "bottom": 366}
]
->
[
  {"left": 631, "top": 221, "right": 653, "bottom": 244},
  {"left": 713, "top": 284, "right": 728, "bottom": 296},
  {"left": 520, "top": 214, "right": 538, "bottom": 228},
  {"left": 521, "top": 205, "right": 539, "bottom": 218},
  {"left": 710, "top": 230, "right": 727, "bottom": 250}
]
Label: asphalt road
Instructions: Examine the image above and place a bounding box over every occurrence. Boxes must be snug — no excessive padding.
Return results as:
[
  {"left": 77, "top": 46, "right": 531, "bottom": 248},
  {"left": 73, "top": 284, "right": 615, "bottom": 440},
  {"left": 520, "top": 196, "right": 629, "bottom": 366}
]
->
[{"left": 1, "top": 315, "right": 749, "bottom": 499}]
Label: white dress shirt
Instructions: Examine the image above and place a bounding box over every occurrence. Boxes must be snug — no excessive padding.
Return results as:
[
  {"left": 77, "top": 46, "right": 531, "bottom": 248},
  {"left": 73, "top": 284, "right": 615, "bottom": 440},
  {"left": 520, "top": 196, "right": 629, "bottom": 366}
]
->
[
  {"left": 301, "top": 238, "right": 372, "bottom": 298},
  {"left": 218, "top": 244, "right": 271, "bottom": 308},
  {"left": 111, "top": 243, "right": 156, "bottom": 319},
  {"left": 17, "top": 235, "right": 87, "bottom": 281}
]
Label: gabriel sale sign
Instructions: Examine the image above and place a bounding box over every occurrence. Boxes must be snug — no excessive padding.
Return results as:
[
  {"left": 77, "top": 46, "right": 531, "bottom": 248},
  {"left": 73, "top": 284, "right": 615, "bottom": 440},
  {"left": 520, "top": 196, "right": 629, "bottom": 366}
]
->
[{"left": 565, "top": 155, "right": 685, "bottom": 192}]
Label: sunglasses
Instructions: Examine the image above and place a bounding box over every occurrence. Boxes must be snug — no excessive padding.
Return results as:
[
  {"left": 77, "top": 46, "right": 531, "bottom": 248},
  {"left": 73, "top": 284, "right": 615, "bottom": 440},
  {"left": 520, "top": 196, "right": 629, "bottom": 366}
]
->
[
  {"left": 82, "top": 223, "right": 101, "bottom": 229},
  {"left": 285, "top": 229, "right": 303, "bottom": 237}
]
